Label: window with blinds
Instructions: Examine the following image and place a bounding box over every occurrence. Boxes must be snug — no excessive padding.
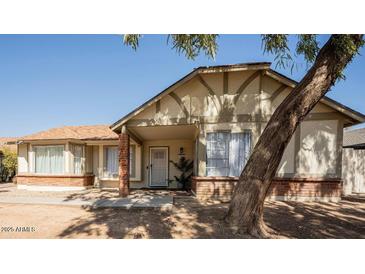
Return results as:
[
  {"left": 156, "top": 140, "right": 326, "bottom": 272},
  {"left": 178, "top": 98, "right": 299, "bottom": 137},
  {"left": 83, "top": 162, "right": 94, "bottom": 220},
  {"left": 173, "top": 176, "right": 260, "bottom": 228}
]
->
[{"left": 206, "top": 131, "right": 251, "bottom": 177}]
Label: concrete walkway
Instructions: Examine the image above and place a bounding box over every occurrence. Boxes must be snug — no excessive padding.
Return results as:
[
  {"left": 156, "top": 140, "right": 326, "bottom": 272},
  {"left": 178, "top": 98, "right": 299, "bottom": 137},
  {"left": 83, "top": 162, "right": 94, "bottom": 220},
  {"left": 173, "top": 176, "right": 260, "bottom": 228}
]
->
[{"left": 0, "top": 195, "right": 173, "bottom": 209}]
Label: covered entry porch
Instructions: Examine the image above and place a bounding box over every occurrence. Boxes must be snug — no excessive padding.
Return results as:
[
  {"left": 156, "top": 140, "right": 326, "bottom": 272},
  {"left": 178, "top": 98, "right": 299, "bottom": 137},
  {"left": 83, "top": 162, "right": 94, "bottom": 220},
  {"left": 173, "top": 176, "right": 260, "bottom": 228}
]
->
[{"left": 117, "top": 124, "right": 198, "bottom": 196}]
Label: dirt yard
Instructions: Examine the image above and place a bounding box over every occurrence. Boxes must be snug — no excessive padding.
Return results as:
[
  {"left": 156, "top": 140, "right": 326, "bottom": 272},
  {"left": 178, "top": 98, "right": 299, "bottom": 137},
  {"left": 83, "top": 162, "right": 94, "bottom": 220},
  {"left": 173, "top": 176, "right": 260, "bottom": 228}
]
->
[{"left": 0, "top": 184, "right": 364, "bottom": 239}]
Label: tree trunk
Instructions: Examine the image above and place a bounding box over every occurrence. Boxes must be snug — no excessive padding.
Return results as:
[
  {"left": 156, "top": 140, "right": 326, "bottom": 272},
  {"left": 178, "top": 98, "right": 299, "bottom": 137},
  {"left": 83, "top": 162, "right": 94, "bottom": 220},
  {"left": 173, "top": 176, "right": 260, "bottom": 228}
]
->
[{"left": 225, "top": 34, "right": 364, "bottom": 238}]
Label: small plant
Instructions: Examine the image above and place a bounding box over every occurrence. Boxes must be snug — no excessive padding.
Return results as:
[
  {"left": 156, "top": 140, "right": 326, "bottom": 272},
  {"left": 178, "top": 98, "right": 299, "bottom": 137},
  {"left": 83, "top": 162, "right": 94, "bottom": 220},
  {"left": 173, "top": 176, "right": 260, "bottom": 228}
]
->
[
  {"left": 0, "top": 148, "right": 17, "bottom": 182},
  {"left": 170, "top": 156, "right": 193, "bottom": 190}
]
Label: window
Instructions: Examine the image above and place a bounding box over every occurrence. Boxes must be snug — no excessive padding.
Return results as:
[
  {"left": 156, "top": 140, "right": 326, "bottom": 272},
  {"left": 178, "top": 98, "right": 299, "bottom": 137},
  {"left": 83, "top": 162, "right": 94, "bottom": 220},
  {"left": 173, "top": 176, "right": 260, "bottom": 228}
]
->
[
  {"left": 34, "top": 145, "right": 64, "bottom": 174},
  {"left": 130, "top": 144, "right": 136, "bottom": 178},
  {"left": 103, "top": 145, "right": 137, "bottom": 179},
  {"left": 206, "top": 132, "right": 251, "bottom": 177},
  {"left": 104, "top": 146, "right": 119, "bottom": 178},
  {"left": 72, "top": 144, "right": 84, "bottom": 175},
  {"left": 206, "top": 132, "right": 230, "bottom": 176}
]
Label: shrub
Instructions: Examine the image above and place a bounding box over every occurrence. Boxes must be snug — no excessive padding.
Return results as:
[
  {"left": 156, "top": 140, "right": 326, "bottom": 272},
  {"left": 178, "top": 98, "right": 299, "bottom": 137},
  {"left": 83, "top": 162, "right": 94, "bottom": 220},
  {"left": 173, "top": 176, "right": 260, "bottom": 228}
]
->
[
  {"left": 0, "top": 148, "right": 17, "bottom": 182},
  {"left": 170, "top": 156, "right": 193, "bottom": 190}
]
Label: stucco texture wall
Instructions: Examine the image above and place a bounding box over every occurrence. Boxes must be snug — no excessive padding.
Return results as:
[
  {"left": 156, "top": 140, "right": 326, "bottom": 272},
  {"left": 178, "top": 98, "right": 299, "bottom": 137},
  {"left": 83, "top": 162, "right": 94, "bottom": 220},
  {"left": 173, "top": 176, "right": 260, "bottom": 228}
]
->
[
  {"left": 127, "top": 69, "right": 345, "bottom": 180},
  {"left": 342, "top": 148, "right": 365, "bottom": 194}
]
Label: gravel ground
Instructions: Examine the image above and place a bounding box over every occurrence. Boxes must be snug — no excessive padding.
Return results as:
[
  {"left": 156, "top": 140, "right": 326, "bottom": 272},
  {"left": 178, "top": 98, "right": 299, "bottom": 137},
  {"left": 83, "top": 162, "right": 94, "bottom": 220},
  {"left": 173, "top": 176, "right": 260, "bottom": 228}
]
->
[{"left": 0, "top": 183, "right": 364, "bottom": 239}]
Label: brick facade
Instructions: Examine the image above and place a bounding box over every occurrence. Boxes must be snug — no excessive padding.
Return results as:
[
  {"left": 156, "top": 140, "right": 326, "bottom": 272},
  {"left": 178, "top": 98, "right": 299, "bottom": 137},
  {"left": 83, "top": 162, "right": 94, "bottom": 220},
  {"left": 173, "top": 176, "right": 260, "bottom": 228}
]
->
[
  {"left": 191, "top": 177, "right": 237, "bottom": 202},
  {"left": 16, "top": 174, "right": 95, "bottom": 186},
  {"left": 192, "top": 176, "right": 342, "bottom": 202},
  {"left": 118, "top": 132, "right": 130, "bottom": 197}
]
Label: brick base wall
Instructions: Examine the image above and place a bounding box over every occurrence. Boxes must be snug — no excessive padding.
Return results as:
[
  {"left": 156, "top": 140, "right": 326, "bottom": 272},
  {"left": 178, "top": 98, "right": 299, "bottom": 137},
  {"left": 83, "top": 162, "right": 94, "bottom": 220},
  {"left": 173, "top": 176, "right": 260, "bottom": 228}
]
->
[
  {"left": 16, "top": 174, "right": 95, "bottom": 187},
  {"left": 192, "top": 176, "right": 342, "bottom": 202}
]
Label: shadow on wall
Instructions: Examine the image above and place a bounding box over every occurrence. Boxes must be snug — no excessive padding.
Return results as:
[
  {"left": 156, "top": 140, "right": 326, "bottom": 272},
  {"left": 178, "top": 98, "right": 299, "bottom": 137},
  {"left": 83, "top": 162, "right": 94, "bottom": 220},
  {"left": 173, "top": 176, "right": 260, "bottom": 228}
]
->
[
  {"left": 218, "top": 97, "right": 235, "bottom": 122},
  {"left": 299, "top": 123, "right": 335, "bottom": 175},
  {"left": 342, "top": 148, "right": 365, "bottom": 194}
]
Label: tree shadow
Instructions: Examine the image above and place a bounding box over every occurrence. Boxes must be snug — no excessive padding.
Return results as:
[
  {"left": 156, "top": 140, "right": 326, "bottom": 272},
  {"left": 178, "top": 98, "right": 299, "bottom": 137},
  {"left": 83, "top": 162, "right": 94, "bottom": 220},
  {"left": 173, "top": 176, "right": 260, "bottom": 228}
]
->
[
  {"left": 58, "top": 192, "right": 250, "bottom": 239},
  {"left": 58, "top": 206, "right": 174, "bottom": 239},
  {"left": 57, "top": 190, "right": 365, "bottom": 239},
  {"left": 264, "top": 200, "right": 365, "bottom": 238},
  {"left": 62, "top": 189, "right": 189, "bottom": 202},
  {"left": 62, "top": 188, "right": 119, "bottom": 202}
]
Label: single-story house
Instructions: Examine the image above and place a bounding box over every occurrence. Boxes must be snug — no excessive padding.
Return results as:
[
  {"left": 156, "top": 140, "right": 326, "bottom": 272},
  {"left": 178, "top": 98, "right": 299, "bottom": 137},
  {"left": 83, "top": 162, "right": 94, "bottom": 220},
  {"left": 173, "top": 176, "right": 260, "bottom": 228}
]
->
[
  {"left": 16, "top": 62, "right": 365, "bottom": 201},
  {"left": 16, "top": 125, "right": 132, "bottom": 190},
  {"left": 342, "top": 128, "right": 365, "bottom": 195}
]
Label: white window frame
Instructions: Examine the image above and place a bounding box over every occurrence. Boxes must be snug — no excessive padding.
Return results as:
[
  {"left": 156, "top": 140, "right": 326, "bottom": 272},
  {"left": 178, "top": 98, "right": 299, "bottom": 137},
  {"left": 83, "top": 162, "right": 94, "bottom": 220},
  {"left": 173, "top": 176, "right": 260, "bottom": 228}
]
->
[
  {"left": 206, "top": 131, "right": 230, "bottom": 176},
  {"left": 130, "top": 144, "right": 136, "bottom": 179},
  {"left": 206, "top": 130, "right": 252, "bottom": 177},
  {"left": 33, "top": 145, "right": 65, "bottom": 175},
  {"left": 102, "top": 145, "right": 138, "bottom": 180},
  {"left": 71, "top": 144, "right": 85, "bottom": 175},
  {"left": 103, "top": 146, "right": 119, "bottom": 179}
]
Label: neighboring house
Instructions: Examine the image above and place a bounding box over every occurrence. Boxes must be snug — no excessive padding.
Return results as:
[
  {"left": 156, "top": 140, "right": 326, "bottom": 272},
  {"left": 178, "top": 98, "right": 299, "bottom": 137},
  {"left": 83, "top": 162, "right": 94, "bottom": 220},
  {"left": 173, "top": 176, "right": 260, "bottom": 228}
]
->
[
  {"left": 0, "top": 137, "right": 17, "bottom": 152},
  {"left": 342, "top": 128, "right": 365, "bottom": 195},
  {"left": 16, "top": 62, "right": 365, "bottom": 201},
  {"left": 0, "top": 137, "right": 18, "bottom": 182}
]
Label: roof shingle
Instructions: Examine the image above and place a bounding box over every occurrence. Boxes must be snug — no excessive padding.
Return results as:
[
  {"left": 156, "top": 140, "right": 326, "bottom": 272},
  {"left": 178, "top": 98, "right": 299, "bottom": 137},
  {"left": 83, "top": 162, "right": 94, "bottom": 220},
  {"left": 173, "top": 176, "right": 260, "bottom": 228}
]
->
[
  {"left": 343, "top": 127, "right": 365, "bottom": 148},
  {"left": 0, "top": 137, "right": 18, "bottom": 145},
  {"left": 19, "top": 125, "right": 118, "bottom": 141}
]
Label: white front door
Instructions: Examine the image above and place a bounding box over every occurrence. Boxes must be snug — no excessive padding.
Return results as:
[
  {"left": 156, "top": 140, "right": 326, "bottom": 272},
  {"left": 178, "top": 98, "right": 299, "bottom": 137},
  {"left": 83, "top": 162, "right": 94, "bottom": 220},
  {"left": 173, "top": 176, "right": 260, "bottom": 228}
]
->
[{"left": 149, "top": 147, "right": 169, "bottom": 187}]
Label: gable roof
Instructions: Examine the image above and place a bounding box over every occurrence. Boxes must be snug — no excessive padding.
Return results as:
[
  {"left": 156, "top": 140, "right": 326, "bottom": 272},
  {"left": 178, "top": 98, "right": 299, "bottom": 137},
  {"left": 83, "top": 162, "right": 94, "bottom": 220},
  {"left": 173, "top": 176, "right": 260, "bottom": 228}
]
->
[
  {"left": 110, "top": 62, "right": 270, "bottom": 131},
  {"left": 19, "top": 125, "right": 118, "bottom": 142},
  {"left": 110, "top": 62, "right": 365, "bottom": 132},
  {"left": 343, "top": 127, "right": 365, "bottom": 148}
]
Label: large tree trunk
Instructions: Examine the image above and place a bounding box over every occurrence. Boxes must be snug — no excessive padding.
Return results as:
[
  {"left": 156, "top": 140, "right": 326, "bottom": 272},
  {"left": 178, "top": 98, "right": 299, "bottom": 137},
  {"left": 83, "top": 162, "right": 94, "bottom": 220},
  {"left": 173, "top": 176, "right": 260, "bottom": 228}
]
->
[{"left": 225, "top": 34, "right": 364, "bottom": 238}]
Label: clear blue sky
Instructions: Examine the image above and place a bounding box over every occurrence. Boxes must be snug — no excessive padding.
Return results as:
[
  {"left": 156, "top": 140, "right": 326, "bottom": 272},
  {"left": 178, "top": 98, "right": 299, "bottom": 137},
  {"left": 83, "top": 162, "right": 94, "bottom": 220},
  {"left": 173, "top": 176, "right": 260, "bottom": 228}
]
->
[{"left": 0, "top": 34, "right": 364, "bottom": 137}]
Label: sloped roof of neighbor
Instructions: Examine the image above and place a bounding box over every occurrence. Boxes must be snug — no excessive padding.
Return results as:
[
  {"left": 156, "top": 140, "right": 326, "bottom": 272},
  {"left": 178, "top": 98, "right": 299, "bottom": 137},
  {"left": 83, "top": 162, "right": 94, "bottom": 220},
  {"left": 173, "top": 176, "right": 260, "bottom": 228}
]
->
[
  {"left": 19, "top": 125, "right": 118, "bottom": 141},
  {"left": 343, "top": 127, "right": 365, "bottom": 148},
  {"left": 0, "top": 137, "right": 18, "bottom": 145}
]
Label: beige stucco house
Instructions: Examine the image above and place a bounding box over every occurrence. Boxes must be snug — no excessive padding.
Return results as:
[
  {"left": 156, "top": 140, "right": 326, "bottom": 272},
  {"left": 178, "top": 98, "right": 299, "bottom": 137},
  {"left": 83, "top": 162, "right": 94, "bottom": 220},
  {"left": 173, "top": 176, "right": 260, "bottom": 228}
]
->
[
  {"left": 16, "top": 125, "right": 132, "bottom": 190},
  {"left": 16, "top": 62, "right": 365, "bottom": 201}
]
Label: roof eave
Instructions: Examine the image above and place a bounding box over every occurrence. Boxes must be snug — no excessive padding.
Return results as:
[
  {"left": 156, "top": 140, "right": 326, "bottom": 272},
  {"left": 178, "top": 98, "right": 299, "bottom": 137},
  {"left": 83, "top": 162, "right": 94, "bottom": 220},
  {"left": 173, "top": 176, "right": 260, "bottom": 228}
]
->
[
  {"left": 18, "top": 138, "right": 81, "bottom": 142},
  {"left": 320, "top": 96, "right": 365, "bottom": 125},
  {"left": 266, "top": 69, "right": 365, "bottom": 124},
  {"left": 343, "top": 143, "right": 365, "bottom": 149},
  {"left": 18, "top": 138, "right": 118, "bottom": 143}
]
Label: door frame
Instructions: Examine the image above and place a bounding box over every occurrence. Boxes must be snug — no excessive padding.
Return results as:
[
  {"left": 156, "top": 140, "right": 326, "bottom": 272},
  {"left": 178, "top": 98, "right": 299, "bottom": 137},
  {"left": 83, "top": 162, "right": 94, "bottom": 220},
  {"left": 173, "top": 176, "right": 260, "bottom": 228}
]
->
[{"left": 149, "top": 146, "right": 169, "bottom": 187}]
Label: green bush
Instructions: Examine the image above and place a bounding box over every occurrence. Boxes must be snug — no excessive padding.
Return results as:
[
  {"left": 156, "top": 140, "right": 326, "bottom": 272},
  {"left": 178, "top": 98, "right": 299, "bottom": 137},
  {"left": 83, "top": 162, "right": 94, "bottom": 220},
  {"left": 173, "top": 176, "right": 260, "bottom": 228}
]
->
[
  {"left": 0, "top": 148, "right": 17, "bottom": 182},
  {"left": 170, "top": 156, "right": 193, "bottom": 190}
]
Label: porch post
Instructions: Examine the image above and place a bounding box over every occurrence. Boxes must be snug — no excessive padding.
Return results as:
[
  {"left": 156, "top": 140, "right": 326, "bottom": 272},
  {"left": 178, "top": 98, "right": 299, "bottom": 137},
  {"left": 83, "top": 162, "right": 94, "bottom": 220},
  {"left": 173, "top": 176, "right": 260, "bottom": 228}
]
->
[{"left": 118, "top": 126, "right": 130, "bottom": 197}]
